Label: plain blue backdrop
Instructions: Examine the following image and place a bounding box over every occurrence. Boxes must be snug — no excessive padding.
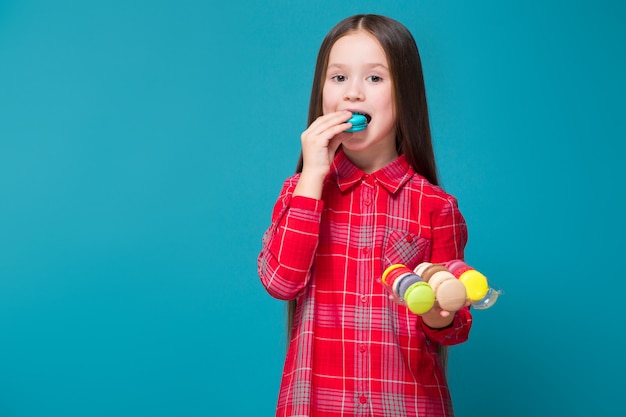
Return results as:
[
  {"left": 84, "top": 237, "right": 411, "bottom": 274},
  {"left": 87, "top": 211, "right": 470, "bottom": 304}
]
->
[{"left": 1, "top": 0, "right": 624, "bottom": 416}]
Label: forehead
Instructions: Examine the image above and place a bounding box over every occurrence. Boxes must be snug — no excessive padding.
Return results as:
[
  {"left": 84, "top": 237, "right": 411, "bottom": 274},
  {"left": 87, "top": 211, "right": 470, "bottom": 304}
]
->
[{"left": 327, "top": 31, "right": 388, "bottom": 66}]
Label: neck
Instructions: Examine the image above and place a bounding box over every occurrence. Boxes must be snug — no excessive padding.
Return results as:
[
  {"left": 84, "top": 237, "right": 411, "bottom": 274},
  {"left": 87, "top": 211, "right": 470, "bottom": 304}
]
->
[{"left": 342, "top": 146, "right": 398, "bottom": 174}]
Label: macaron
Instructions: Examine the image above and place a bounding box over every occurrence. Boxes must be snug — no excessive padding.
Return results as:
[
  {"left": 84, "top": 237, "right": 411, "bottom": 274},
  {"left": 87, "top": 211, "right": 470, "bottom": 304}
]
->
[
  {"left": 345, "top": 113, "right": 368, "bottom": 132},
  {"left": 443, "top": 259, "right": 468, "bottom": 275},
  {"left": 392, "top": 272, "right": 415, "bottom": 299},
  {"left": 382, "top": 264, "right": 406, "bottom": 285},
  {"left": 404, "top": 281, "right": 435, "bottom": 314},
  {"left": 428, "top": 270, "right": 467, "bottom": 312},
  {"left": 414, "top": 262, "right": 432, "bottom": 277},
  {"left": 396, "top": 273, "right": 424, "bottom": 299},
  {"left": 458, "top": 269, "right": 489, "bottom": 302},
  {"left": 419, "top": 264, "right": 449, "bottom": 283}
]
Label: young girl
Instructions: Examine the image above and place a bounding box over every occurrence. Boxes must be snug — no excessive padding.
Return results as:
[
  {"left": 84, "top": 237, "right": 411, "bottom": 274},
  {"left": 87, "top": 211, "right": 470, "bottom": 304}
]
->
[{"left": 258, "top": 14, "right": 471, "bottom": 417}]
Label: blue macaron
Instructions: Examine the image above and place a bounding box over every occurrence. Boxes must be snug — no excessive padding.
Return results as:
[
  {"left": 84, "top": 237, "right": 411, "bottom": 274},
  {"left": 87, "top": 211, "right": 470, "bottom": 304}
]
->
[{"left": 345, "top": 113, "right": 368, "bottom": 132}]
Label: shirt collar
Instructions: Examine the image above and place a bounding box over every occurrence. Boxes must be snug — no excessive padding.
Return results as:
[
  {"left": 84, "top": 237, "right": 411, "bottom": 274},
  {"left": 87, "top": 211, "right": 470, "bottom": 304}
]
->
[{"left": 330, "top": 149, "right": 414, "bottom": 194}]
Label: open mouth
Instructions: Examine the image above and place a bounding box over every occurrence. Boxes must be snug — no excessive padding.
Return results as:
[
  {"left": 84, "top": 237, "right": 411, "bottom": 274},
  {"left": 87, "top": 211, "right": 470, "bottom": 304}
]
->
[{"left": 346, "top": 112, "right": 370, "bottom": 132}]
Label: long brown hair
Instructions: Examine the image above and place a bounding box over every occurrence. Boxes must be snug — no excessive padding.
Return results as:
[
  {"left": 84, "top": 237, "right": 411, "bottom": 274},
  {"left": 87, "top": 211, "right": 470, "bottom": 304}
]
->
[
  {"left": 290, "top": 14, "right": 448, "bottom": 368},
  {"left": 296, "top": 14, "right": 439, "bottom": 185}
]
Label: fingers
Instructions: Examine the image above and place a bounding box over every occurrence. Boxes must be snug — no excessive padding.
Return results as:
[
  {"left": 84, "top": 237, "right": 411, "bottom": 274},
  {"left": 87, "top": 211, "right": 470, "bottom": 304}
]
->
[
  {"left": 427, "top": 302, "right": 453, "bottom": 318},
  {"left": 299, "top": 111, "right": 353, "bottom": 176},
  {"left": 305, "top": 110, "right": 352, "bottom": 136},
  {"left": 327, "top": 134, "right": 344, "bottom": 156},
  {"left": 302, "top": 112, "right": 352, "bottom": 148}
]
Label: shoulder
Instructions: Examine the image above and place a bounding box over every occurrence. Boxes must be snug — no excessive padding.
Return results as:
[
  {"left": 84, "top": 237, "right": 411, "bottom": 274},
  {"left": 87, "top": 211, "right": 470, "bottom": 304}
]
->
[
  {"left": 406, "top": 173, "right": 459, "bottom": 204},
  {"left": 400, "top": 174, "right": 463, "bottom": 220}
]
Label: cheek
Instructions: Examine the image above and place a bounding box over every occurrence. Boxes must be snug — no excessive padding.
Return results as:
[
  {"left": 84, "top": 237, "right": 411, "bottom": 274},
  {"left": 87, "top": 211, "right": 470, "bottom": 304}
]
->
[
  {"left": 321, "top": 100, "right": 331, "bottom": 114},
  {"left": 321, "top": 85, "right": 333, "bottom": 114},
  {"left": 384, "top": 95, "right": 396, "bottom": 125},
  {"left": 377, "top": 94, "right": 395, "bottom": 118}
]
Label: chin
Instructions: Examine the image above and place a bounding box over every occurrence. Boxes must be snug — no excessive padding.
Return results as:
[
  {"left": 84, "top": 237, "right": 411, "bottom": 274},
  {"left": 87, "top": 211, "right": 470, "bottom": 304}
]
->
[{"left": 342, "top": 134, "right": 367, "bottom": 145}]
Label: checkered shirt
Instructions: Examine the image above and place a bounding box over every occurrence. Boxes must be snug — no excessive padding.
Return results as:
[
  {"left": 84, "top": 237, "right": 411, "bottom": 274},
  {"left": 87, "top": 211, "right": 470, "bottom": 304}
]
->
[{"left": 258, "top": 150, "right": 472, "bottom": 417}]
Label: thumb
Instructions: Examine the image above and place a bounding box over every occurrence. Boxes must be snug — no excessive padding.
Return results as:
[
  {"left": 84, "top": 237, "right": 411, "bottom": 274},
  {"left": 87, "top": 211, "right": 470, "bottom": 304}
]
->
[{"left": 328, "top": 135, "right": 344, "bottom": 158}]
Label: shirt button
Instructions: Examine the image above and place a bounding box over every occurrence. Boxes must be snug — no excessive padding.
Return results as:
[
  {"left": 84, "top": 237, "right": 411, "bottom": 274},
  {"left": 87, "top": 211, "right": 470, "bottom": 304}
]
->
[
  {"left": 364, "top": 198, "right": 372, "bottom": 206},
  {"left": 362, "top": 247, "right": 370, "bottom": 255},
  {"left": 359, "top": 395, "right": 367, "bottom": 404},
  {"left": 405, "top": 235, "right": 414, "bottom": 243},
  {"left": 360, "top": 295, "right": 368, "bottom": 303},
  {"left": 359, "top": 344, "right": 367, "bottom": 353}
]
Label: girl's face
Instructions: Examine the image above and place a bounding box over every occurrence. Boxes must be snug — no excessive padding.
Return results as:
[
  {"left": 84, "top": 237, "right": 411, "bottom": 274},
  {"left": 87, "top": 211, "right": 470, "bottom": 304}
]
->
[{"left": 323, "top": 30, "right": 397, "bottom": 171}]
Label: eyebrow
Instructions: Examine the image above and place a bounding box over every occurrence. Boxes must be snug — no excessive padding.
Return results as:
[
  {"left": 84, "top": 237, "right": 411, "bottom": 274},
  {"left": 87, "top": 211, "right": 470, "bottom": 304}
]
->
[{"left": 327, "top": 63, "right": 389, "bottom": 71}]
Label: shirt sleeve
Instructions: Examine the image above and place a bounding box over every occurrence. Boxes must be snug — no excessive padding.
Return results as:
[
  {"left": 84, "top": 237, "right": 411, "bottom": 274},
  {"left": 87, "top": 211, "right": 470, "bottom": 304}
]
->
[
  {"left": 420, "top": 307, "right": 472, "bottom": 346},
  {"left": 421, "top": 194, "right": 472, "bottom": 345},
  {"left": 429, "top": 194, "right": 468, "bottom": 263},
  {"left": 257, "top": 175, "right": 324, "bottom": 300}
]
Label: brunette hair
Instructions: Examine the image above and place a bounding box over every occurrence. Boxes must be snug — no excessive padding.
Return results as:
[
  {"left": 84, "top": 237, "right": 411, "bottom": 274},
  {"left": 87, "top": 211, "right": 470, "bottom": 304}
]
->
[
  {"left": 291, "top": 14, "right": 448, "bottom": 368},
  {"left": 296, "top": 14, "right": 439, "bottom": 186}
]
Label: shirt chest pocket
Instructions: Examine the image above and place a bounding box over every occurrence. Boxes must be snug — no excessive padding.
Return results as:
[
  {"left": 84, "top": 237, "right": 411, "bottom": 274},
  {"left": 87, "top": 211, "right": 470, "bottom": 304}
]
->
[{"left": 382, "top": 229, "right": 430, "bottom": 271}]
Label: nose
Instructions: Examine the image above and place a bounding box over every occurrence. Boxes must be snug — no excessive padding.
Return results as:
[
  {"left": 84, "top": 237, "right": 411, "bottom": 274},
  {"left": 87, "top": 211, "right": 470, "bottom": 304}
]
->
[{"left": 344, "top": 80, "right": 365, "bottom": 101}]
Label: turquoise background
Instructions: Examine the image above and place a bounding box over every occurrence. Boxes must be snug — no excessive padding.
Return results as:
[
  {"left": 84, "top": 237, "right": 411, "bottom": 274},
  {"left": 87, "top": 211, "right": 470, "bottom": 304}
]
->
[{"left": 1, "top": 0, "right": 624, "bottom": 416}]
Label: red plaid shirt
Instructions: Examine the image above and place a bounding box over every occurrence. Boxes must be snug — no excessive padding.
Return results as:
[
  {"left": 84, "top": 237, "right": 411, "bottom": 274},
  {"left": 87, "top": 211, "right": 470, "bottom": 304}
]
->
[{"left": 258, "top": 150, "right": 472, "bottom": 417}]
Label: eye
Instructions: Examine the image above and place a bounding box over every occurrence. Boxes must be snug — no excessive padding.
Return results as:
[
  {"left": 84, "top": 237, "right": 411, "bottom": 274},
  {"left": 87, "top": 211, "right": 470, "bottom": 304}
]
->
[
  {"left": 331, "top": 74, "right": 347, "bottom": 82},
  {"left": 368, "top": 75, "right": 383, "bottom": 83}
]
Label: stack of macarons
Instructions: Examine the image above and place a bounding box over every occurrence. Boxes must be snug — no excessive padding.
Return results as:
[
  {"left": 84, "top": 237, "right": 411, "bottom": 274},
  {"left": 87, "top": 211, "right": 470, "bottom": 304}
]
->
[
  {"left": 381, "top": 260, "right": 496, "bottom": 314},
  {"left": 414, "top": 262, "right": 468, "bottom": 312}
]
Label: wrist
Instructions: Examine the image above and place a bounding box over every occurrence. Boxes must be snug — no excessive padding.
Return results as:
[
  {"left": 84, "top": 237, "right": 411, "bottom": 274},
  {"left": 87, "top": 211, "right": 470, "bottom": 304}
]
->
[
  {"left": 300, "top": 166, "right": 328, "bottom": 181},
  {"left": 294, "top": 170, "right": 326, "bottom": 199}
]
